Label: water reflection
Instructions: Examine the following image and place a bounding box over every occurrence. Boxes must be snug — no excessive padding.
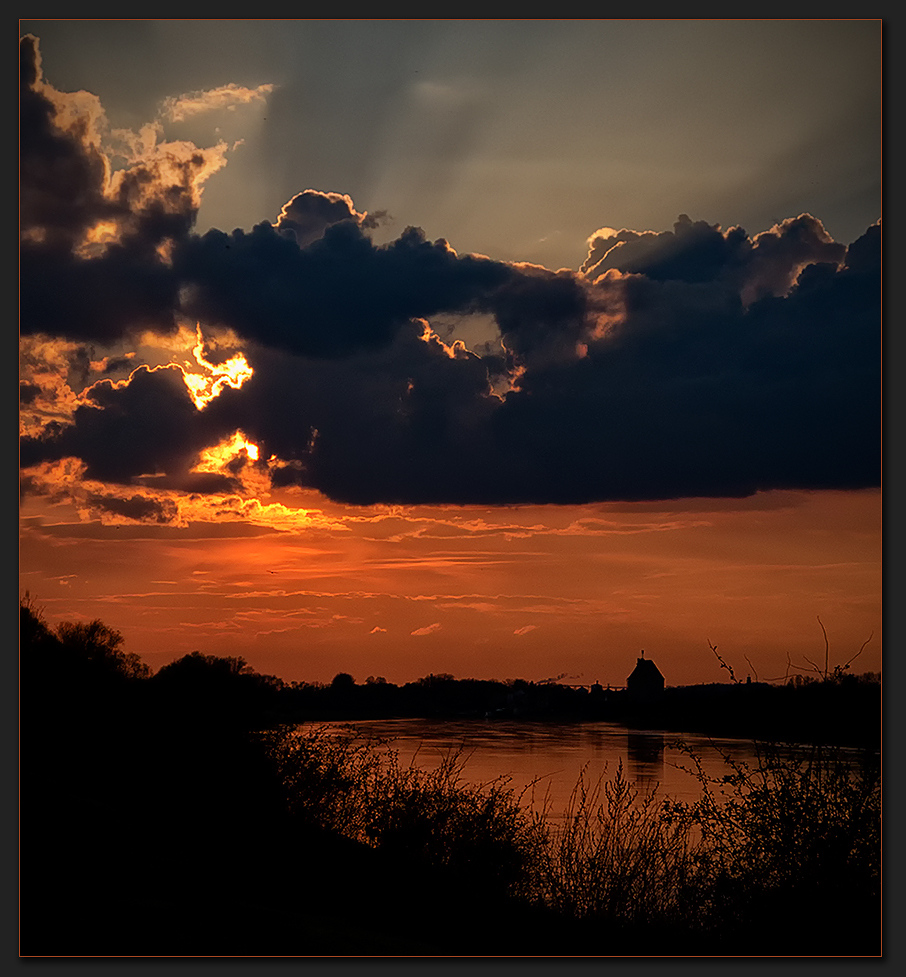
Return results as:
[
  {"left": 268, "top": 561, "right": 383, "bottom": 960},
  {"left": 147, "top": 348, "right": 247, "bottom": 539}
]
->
[
  {"left": 626, "top": 730, "right": 665, "bottom": 787},
  {"left": 299, "top": 718, "right": 769, "bottom": 818},
  {"left": 297, "top": 718, "right": 876, "bottom": 825}
]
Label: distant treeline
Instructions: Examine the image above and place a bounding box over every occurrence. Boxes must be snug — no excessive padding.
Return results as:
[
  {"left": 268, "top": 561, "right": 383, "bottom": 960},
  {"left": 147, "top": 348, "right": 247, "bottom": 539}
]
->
[
  {"left": 281, "top": 671, "right": 881, "bottom": 748},
  {"left": 19, "top": 597, "right": 880, "bottom": 747}
]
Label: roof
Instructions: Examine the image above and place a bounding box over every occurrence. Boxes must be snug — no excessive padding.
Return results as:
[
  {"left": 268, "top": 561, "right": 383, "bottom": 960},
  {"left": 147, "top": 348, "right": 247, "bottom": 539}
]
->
[{"left": 627, "top": 657, "right": 664, "bottom": 685}]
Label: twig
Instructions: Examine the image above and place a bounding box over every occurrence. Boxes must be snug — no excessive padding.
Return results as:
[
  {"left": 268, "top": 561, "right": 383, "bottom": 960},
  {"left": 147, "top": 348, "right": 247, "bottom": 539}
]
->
[
  {"left": 801, "top": 654, "right": 824, "bottom": 678},
  {"left": 817, "top": 616, "right": 829, "bottom": 681},
  {"left": 708, "top": 641, "right": 738, "bottom": 684},
  {"left": 841, "top": 632, "right": 873, "bottom": 671}
]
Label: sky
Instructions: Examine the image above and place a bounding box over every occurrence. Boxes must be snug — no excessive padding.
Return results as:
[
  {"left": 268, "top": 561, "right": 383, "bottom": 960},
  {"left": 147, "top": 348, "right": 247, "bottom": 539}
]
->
[{"left": 19, "top": 19, "right": 882, "bottom": 688}]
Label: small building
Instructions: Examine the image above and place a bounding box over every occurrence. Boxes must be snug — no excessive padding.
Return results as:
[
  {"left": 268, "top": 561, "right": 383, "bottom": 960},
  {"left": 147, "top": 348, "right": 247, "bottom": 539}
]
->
[{"left": 626, "top": 651, "right": 665, "bottom": 703}]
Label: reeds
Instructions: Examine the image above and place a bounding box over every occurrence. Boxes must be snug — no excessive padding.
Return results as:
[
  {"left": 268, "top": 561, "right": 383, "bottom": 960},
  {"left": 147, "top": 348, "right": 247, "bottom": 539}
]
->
[
  {"left": 537, "top": 760, "right": 699, "bottom": 929},
  {"left": 263, "top": 724, "right": 880, "bottom": 953}
]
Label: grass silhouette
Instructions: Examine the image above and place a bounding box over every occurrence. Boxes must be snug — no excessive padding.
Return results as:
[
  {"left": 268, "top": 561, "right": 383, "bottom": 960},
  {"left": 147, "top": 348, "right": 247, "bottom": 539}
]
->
[{"left": 257, "top": 722, "right": 880, "bottom": 954}]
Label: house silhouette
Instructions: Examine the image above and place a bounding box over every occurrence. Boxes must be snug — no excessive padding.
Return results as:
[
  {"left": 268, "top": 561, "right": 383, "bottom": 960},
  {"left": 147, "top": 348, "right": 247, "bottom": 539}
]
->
[{"left": 626, "top": 651, "right": 665, "bottom": 703}]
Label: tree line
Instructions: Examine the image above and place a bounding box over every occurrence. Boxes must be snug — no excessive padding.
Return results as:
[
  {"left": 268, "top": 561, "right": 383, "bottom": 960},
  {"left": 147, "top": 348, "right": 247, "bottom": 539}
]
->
[{"left": 20, "top": 595, "right": 880, "bottom": 745}]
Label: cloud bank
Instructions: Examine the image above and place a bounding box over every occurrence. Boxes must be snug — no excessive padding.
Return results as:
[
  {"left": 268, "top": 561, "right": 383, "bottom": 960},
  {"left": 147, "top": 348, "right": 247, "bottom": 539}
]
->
[{"left": 20, "top": 34, "right": 881, "bottom": 520}]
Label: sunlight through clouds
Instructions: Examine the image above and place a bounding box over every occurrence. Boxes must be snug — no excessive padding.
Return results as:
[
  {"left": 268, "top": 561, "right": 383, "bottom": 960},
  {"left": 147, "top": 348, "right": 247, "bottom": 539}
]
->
[{"left": 181, "top": 324, "right": 254, "bottom": 409}]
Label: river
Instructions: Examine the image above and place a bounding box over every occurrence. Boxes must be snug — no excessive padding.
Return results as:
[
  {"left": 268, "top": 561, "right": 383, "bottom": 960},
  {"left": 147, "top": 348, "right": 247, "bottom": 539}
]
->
[{"left": 295, "top": 717, "right": 842, "bottom": 820}]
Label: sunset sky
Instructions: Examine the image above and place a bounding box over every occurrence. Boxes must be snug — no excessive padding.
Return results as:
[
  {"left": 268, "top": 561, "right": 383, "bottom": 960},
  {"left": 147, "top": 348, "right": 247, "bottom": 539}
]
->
[{"left": 19, "top": 20, "right": 882, "bottom": 688}]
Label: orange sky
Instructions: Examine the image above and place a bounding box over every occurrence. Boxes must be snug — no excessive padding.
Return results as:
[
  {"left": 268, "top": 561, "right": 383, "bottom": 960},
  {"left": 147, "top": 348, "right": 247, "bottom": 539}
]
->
[
  {"left": 20, "top": 484, "right": 881, "bottom": 687},
  {"left": 19, "top": 23, "right": 882, "bottom": 689}
]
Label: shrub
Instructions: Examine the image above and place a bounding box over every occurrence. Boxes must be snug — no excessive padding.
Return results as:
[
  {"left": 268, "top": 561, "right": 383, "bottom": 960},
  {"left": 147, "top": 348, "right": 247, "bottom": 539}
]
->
[
  {"left": 263, "top": 725, "right": 547, "bottom": 904},
  {"left": 535, "top": 739, "right": 881, "bottom": 952},
  {"left": 674, "top": 740, "right": 881, "bottom": 950}
]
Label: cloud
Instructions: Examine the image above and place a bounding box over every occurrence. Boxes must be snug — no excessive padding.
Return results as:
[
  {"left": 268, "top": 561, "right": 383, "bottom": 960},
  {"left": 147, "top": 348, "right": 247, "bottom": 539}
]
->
[
  {"left": 19, "top": 34, "right": 881, "bottom": 514},
  {"left": 273, "top": 188, "right": 387, "bottom": 249},
  {"left": 514, "top": 625, "right": 538, "bottom": 636},
  {"left": 411, "top": 623, "right": 442, "bottom": 636},
  {"left": 262, "top": 220, "right": 878, "bottom": 505},
  {"left": 19, "top": 35, "right": 227, "bottom": 344},
  {"left": 174, "top": 220, "right": 516, "bottom": 359},
  {"left": 160, "top": 82, "right": 274, "bottom": 122},
  {"left": 581, "top": 213, "right": 846, "bottom": 306},
  {"left": 21, "top": 364, "right": 225, "bottom": 484},
  {"left": 83, "top": 492, "right": 179, "bottom": 524}
]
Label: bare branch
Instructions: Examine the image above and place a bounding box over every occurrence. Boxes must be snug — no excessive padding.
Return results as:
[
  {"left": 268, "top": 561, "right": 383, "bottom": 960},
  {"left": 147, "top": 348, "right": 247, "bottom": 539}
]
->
[
  {"left": 801, "top": 654, "right": 824, "bottom": 677},
  {"left": 708, "top": 640, "right": 739, "bottom": 684},
  {"left": 817, "top": 616, "right": 829, "bottom": 681},
  {"left": 842, "top": 632, "right": 873, "bottom": 670}
]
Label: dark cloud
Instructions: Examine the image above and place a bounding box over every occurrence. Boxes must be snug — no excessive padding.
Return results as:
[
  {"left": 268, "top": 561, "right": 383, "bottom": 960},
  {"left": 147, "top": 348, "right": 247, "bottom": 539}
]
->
[
  {"left": 20, "top": 240, "right": 181, "bottom": 344},
  {"left": 19, "top": 34, "right": 112, "bottom": 253},
  {"left": 273, "top": 188, "right": 387, "bottom": 248},
  {"left": 84, "top": 492, "right": 179, "bottom": 524},
  {"left": 96, "top": 354, "right": 137, "bottom": 376},
  {"left": 21, "top": 365, "right": 235, "bottom": 488},
  {"left": 202, "top": 318, "right": 504, "bottom": 505},
  {"left": 582, "top": 216, "right": 743, "bottom": 285},
  {"left": 20, "top": 382, "right": 41, "bottom": 406},
  {"left": 132, "top": 472, "right": 241, "bottom": 494},
  {"left": 24, "top": 519, "right": 283, "bottom": 541},
  {"left": 484, "top": 224, "right": 880, "bottom": 503},
  {"left": 19, "top": 34, "right": 881, "bottom": 507},
  {"left": 19, "top": 34, "right": 210, "bottom": 343},
  {"left": 487, "top": 265, "right": 590, "bottom": 370},
  {"left": 174, "top": 220, "right": 517, "bottom": 359},
  {"left": 20, "top": 34, "right": 516, "bottom": 356},
  {"left": 19, "top": 34, "right": 173, "bottom": 341},
  {"left": 197, "top": 222, "right": 878, "bottom": 506},
  {"left": 582, "top": 213, "right": 846, "bottom": 306}
]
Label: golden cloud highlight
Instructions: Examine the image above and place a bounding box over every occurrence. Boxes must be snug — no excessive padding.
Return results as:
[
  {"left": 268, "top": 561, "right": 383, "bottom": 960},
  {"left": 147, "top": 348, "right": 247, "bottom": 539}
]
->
[
  {"left": 182, "top": 325, "right": 254, "bottom": 409},
  {"left": 22, "top": 456, "right": 346, "bottom": 534},
  {"left": 160, "top": 83, "right": 275, "bottom": 123}
]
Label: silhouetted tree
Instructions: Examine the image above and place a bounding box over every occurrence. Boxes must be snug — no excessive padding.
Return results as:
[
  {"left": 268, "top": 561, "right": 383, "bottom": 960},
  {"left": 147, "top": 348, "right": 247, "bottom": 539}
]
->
[
  {"left": 152, "top": 651, "right": 283, "bottom": 728},
  {"left": 330, "top": 671, "right": 356, "bottom": 691},
  {"left": 20, "top": 597, "right": 151, "bottom": 716},
  {"left": 56, "top": 619, "right": 152, "bottom": 680}
]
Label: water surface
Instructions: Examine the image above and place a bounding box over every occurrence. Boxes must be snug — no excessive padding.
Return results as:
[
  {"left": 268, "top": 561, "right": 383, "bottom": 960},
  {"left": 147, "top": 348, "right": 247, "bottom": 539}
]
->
[{"left": 297, "top": 718, "right": 799, "bottom": 819}]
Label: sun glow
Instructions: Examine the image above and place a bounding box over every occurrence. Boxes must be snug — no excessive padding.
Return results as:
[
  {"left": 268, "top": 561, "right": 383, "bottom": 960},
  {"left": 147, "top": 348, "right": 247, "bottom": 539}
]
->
[
  {"left": 193, "top": 431, "right": 260, "bottom": 473},
  {"left": 23, "top": 456, "right": 344, "bottom": 533},
  {"left": 182, "top": 325, "right": 254, "bottom": 409},
  {"left": 76, "top": 220, "right": 121, "bottom": 257}
]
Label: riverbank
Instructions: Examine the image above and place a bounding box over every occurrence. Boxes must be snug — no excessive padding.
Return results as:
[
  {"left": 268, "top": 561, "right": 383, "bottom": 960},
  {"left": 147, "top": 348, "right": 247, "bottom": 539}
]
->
[
  {"left": 19, "top": 601, "right": 881, "bottom": 956},
  {"left": 619, "top": 679, "right": 881, "bottom": 749},
  {"left": 271, "top": 675, "right": 881, "bottom": 751}
]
